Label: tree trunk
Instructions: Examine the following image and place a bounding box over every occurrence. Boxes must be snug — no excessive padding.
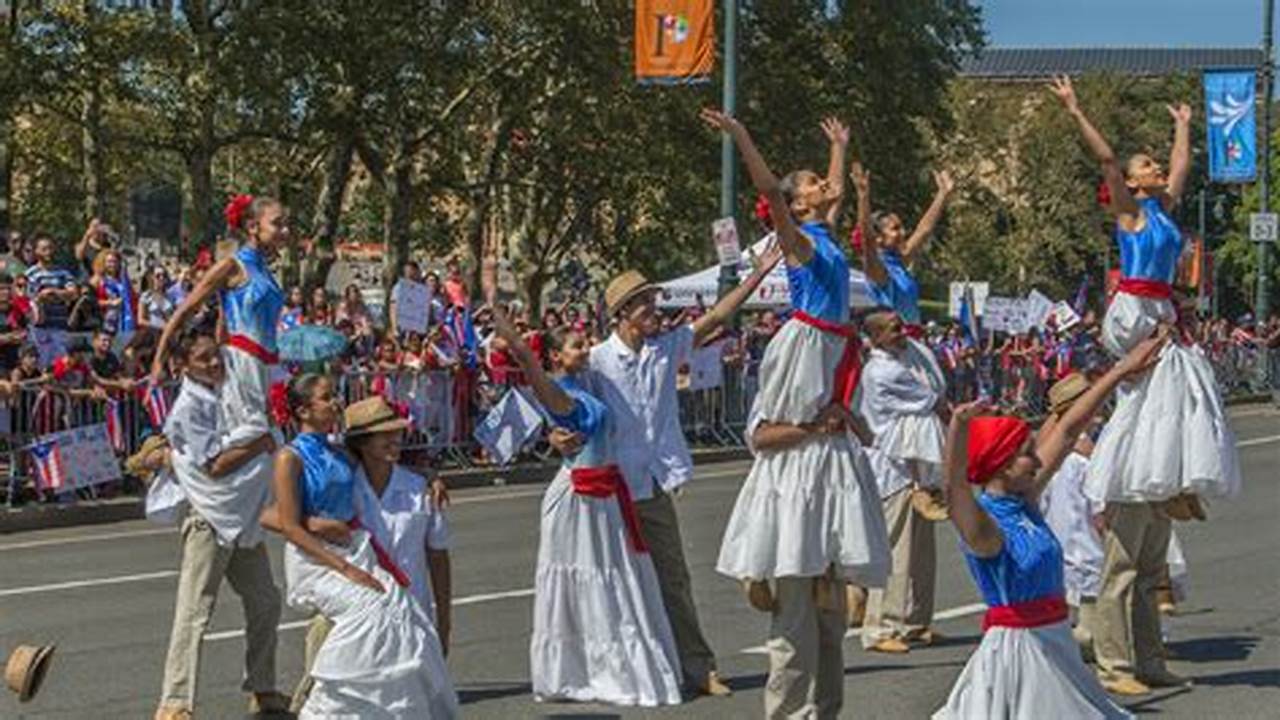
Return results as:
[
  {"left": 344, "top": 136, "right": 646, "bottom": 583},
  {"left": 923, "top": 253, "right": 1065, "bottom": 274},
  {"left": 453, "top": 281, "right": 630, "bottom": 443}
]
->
[
  {"left": 0, "top": 120, "right": 11, "bottom": 239},
  {"left": 380, "top": 136, "right": 414, "bottom": 306},
  {"left": 304, "top": 135, "right": 355, "bottom": 290},
  {"left": 522, "top": 267, "right": 546, "bottom": 321},
  {"left": 184, "top": 146, "right": 214, "bottom": 254},
  {"left": 81, "top": 86, "right": 106, "bottom": 222}
]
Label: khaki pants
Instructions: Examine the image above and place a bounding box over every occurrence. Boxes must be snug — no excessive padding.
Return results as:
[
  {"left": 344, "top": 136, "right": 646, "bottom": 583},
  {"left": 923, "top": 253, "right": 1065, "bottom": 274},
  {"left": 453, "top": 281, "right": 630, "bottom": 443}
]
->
[
  {"left": 635, "top": 489, "right": 717, "bottom": 685},
  {"left": 765, "top": 577, "right": 846, "bottom": 720},
  {"left": 289, "top": 615, "right": 335, "bottom": 714},
  {"left": 159, "top": 514, "right": 281, "bottom": 710},
  {"left": 1094, "top": 501, "right": 1171, "bottom": 682},
  {"left": 861, "top": 488, "right": 937, "bottom": 647}
]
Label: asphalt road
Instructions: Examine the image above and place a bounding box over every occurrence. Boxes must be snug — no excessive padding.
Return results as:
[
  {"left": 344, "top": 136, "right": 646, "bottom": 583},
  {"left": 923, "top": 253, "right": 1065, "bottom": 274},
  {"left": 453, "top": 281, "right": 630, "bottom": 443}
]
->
[{"left": 2, "top": 406, "right": 1278, "bottom": 719}]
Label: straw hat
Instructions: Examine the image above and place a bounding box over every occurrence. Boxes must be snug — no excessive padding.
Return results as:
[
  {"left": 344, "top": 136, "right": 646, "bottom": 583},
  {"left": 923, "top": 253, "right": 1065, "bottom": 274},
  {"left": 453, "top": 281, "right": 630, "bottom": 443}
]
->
[
  {"left": 343, "top": 396, "right": 411, "bottom": 438},
  {"left": 124, "top": 434, "right": 170, "bottom": 484},
  {"left": 1048, "top": 373, "right": 1091, "bottom": 415},
  {"left": 5, "top": 644, "right": 55, "bottom": 703},
  {"left": 604, "top": 270, "right": 657, "bottom": 318}
]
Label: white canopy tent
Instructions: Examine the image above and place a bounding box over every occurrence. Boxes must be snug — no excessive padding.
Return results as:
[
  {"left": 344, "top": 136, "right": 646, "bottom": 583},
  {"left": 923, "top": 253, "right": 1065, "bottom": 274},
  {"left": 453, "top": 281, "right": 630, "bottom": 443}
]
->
[{"left": 657, "top": 235, "right": 877, "bottom": 310}]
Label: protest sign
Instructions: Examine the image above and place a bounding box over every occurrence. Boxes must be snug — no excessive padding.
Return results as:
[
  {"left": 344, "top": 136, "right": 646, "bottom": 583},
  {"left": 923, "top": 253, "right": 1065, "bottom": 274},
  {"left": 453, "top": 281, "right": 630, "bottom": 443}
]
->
[
  {"left": 1049, "top": 301, "right": 1082, "bottom": 331},
  {"left": 30, "top": 423, "right": 121, "bottom": 491},
  {"left": 712, "top": 217, "right": 743, "bottom": 267},
  {"left": 1026, "top": 289, "right": 1055, "bottom": 329},
  {"left": 473, "top": 387, "right": 546, "bottom": 466},
  {"left": 393, "top": 279, "right": 432, "bottom": 335},
  {"left": 948, "top": 282, "right": 989, "bottom": 318}
]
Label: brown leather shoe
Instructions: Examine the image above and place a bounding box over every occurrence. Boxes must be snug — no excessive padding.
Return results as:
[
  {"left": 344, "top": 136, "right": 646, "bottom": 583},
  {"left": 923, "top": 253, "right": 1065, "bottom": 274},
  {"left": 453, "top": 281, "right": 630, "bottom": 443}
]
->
[
  {"left": 249, "top": 691, "right": 291, "bottom": 713},
  {"left": 1101, "top": 676, "right": 1152, "bottom": 696},
  {"left": 697, "top": 671, "right": 732, "bottom": 697},
  {"left": 846, "top": 585, "right": 867, "bottom": 628},
  {"left": 1138, "top": 669, "right": 1192, "bottom": 689},
  {"left": 743, "top": 580, "right": 775, "bottom": 613},
  {"left": 907, "top": 627, "right": 945, "bottom": 646},
  {"left": 153, "top": 706, "right": 192, "bottom": 720},
  {"left": 867, "top": 637, "right": 911, "bottom": 654}
]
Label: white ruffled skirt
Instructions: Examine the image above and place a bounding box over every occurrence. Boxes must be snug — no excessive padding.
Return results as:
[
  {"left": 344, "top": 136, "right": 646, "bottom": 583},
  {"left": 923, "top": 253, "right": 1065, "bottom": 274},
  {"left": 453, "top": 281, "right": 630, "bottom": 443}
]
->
[
  {"left": 716, "top": 319, "right": 891, "bottom": 585},
  {"left": 1087, "top": 293, "right": 1241, "bottom": 503},
  {"left": 933, "top": 621, "right": 1133, "bottom": 720},
  {"left": 530, "top": 469, "right": 683, "bottom": 707},
  {"left": 284, "top": 532, "right": 458, "bottom": 719}
]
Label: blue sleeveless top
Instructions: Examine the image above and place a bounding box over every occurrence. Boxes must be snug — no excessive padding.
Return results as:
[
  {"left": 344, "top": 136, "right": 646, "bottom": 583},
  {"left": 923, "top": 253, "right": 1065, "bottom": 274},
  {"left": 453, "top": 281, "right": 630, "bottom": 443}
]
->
[
  {"left": 1117, "top": 197, "right": 1182, "bottom": 284},
  {"left": 220, "top": 245, "right": 284, "bottom": 353},
  {"left": 785, "top": 221, "right": 850, "bottom": 323},
  {"left": 870, "top": 249, "right": 921, "bottom": 324},
  {"left": 548, "top": 375, "right": 612, "bottom": 469},
  {"left": 289, "top": 432, "right": 356, "bottom": 521},
  {"left": 963, "top": 493, "right": 1065, "bottom": 607}
]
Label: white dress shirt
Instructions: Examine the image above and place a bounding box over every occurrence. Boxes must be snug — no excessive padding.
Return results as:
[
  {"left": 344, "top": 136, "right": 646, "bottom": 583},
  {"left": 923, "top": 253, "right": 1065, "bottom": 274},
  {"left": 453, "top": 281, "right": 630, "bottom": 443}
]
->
[
  {"left": 857, "top": 347, "right": 944, "bottom": 499},
  {"left": 354, "top": 464, "right": 450, "bottom": 623},
  {"left": 586, "top": 326, "right": 695, "bottom": 501},
  {"left": 1040, "top": 452, "right": 1104, "bottom": 605},
  {"left": 164, "top": 377, "right": 271, "bottom": 548}
]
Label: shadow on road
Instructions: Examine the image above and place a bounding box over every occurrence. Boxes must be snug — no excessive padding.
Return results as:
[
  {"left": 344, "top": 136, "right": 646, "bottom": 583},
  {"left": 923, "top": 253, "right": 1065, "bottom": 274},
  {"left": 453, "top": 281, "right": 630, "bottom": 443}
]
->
[
  {"left": 1190, "top": 668, "right": 1280, "bottom": 688},
  {"left": 1126, "top": 686, "right": 1194, "bottom": 713},
  {"left": 458, "top": 680, "right": 534, "bottom": 704},
  {"left": 722, "top": 659, "right": 969, "bottom": 694},
  {"left": 1166, "top": 635, "right": 1260, "bottom": 663}
]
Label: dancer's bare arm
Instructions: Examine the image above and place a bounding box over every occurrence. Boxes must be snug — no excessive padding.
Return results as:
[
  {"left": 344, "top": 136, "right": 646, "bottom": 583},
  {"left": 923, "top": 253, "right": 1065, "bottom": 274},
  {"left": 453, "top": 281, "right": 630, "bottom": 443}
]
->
[
  {"left": 701, "top": 108, "right": 814, "bottom": 267},
  {"left": 821, "top": 117, "right": 850, "bottom": 227},
  {"left": 902, "top": 170, "right": 955, "bottom": 263},
  {"left": 944, "top": 403, "right": 1003, "bottom": 558},
  {"left": 1048, "top": 75, "right": 1140, "bottom": 217},
  {"left": 150, "top": 257, "right": 239, "bottom": 384},
  {"left": 206, "top": 433, "right": 276, "bottom": 478},
  {"left": 851, "top": 163, "right": 887, "bottom": 286},
  {"left": 1164, "top": 103, "right": 1193, "bottom": 208},
  {"left": 691, "top": 242, "right": 782, "bottom": 346}
]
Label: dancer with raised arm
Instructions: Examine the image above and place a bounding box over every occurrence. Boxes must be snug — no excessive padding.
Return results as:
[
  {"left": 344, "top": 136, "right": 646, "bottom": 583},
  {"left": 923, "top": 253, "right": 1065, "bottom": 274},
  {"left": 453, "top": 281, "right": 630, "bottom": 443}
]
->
[
  {"left": 934, "top": 333, "right": 1166, "bottom": 720},
  {"left": 266, "top": 374, "right": 457, "bottom": 719},
  {"left": 704, "top": 108, "right": 890, "bottom": 720},
  {"left": 1050, "top": 74, "right": 1240, "bottom": 694},
  {"left": 480, "top": 241, "right": 683, "bottom": 707}
]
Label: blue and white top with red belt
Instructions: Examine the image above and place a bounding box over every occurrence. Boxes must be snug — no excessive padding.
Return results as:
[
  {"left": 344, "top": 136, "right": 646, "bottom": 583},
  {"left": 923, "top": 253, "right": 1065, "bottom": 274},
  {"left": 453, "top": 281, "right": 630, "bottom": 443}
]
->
[
  {"left": 220, "top": 245, "right": 284, "bottom": 364},
  {"left": 786, "top": 221, "right": 861, "bottom": 406},
  {"left": 964, "top": 493, "right": 1069, "bottom": 632},
  {"left": 1115, "top": 196, "right": 1182, "bottom": 300}
]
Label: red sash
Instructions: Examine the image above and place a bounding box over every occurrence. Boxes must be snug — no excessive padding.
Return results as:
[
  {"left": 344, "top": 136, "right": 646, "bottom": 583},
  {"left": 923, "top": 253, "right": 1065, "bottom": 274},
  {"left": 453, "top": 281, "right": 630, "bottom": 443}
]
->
[
  {"left": 981, "top": 595, "right": 1068, "bottom": 632},
  {"left": 348, "top": 517, "right": 411, "bottom": 588},
  {"left": 1116, "top": 279, "right": 1173, "bottom": 300},
  {"left": 227, "top": 334, "right": 280, "bottom": 364},
  {"left": 792, "top": 310, "right": 862, "bottom": 408},
  {"left": 571, "top": 465, "right": 648, "bottom": 554}
]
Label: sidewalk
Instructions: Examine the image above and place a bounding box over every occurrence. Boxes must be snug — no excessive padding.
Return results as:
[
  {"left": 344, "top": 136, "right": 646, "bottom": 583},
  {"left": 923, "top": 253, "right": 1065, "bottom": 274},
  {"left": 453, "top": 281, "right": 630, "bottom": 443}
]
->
[{"left": 0, "top": 446, "right": 752, "bottom": 535}]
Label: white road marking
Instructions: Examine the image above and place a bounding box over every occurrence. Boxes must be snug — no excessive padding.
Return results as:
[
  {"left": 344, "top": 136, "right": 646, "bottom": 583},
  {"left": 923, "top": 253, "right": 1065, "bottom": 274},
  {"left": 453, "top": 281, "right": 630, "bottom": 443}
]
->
[
  {"left": 739, "top": 601, "right": 989, "bottom": 655},
  {"left": 1237, "top": 434, "right": 1280, "bottom": 448},
  {"left": 0, "top": 527, "right": 176, "bottom": 552},
  {"left": 0, "top": 570, "right": 178, "bottom": 597}
]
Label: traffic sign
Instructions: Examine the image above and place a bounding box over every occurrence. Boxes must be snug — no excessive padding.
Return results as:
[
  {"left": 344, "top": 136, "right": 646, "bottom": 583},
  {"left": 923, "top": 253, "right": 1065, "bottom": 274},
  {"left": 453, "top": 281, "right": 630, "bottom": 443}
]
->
[{"left": 1251, "top": 212, "right": 1279, "bottom": 243}]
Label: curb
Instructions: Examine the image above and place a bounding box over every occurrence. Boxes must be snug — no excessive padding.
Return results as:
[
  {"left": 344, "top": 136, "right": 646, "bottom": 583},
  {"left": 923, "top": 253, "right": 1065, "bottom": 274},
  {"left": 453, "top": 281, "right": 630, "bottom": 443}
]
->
[{"left": 0, "top": 447, "right": 753, "bottom": 536}]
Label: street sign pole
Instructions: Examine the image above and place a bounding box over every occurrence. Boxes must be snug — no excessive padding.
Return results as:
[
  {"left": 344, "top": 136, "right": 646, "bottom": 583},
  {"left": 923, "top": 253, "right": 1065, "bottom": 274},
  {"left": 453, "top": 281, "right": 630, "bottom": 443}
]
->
[
  {"left": 1256, "top": 0, "right": 1275, "bottom": 319},
  {"left": 717, "top": 0, "right": 739, "bottom": 302}
]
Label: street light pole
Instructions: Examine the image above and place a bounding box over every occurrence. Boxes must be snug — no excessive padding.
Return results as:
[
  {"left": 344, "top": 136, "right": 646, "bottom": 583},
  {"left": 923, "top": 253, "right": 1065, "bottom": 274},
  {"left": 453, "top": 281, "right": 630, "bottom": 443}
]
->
[
  {"left": 717, "top": 0, "right": 739, "bottom": 300},
  {"left": 1257, "top": 0, "right": 1274, "bottom": 319}
]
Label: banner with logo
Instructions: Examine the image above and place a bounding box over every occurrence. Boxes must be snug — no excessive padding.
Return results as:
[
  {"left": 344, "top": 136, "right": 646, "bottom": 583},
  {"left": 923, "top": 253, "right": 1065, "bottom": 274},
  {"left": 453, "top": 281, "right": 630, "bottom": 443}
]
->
[
  {"left": 635, "top": 0, "right": 714, "bottom": 84},
  {"left": 1204, "top": 70, "right": 1257, "bottom": 183}
]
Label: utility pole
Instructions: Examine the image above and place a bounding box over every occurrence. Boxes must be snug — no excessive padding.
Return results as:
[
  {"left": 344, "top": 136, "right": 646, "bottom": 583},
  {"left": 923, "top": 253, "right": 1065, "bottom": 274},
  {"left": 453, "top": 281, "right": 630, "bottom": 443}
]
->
[
  {"left": 717, "top": 0, "right": 739, "bottom": 300},
  {"left": 1256, "top": 0, "right": 1275, "bottom": 319}
]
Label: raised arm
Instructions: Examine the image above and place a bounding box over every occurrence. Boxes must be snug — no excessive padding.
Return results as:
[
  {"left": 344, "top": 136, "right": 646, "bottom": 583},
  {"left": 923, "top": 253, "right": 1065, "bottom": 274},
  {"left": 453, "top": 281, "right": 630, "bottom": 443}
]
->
[
  {"left": 1048, "top": 75, "right": 1140, "bottom": 217},
  {"left": 480, "top": 242, "right": 574, "bottom": 417},
  {"left": 850, "top": 162, "right": 887, "bottom": 286},
  {"left": 691, "top": 241, "right": 783, "bottom": 346},
  {"left": 902, "top": 170, "right": 955, "bottom": 263},
  {"left": 700, "top": 108, "right": 813, "bottom": 267},
  {"left": 944, "top": 402, "right": 1004, "bottom": 558},
  {"left": 75, "top": 219, "right": 101, "bottom": 265},
  {"left": 150, "top": 257, "right": 237, "bottom": 384},
  {"left": 1164, "top": 103, "right": 1192, "bottom": 207},
  {"left": 821, "top": 118, "right": 850, "bottom": 227},
  {"left": 1031, "top": 331, "right": 1166, "bottom": 498}
]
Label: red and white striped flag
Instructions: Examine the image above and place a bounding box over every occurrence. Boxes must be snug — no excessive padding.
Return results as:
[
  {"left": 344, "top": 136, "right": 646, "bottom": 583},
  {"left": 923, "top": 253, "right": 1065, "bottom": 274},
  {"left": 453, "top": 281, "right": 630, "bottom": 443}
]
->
[
  {"left": 104, "top": 398, "right": 126, "bottom": 453},
  {"left": 144, "top": 385, "right": 170, "bottom": 429},
  {"left": 30, "top": 440, "right": 68, "bottom": 491}
]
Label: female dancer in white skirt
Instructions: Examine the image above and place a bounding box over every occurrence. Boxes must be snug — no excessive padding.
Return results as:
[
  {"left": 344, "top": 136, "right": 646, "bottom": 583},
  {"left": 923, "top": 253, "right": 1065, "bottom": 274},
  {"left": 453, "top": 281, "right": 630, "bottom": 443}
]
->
[
  {"left": 702, "top": 108, "right": 890, "bottom": 719},
  {"left": 1048, "top": 75, "right": 1241, "bottom": 503},
  {"left": 152, "top": 195, "right": 289, "bottom": 452},
  {"left": 479, "top": 245, "right": 682, "bottom": 707},
  {"left": 934, "top": 334, "right": 1166, "bottom": 720},
  {"left": 268, "top": 374, "right": 457, "bottom": 719}
]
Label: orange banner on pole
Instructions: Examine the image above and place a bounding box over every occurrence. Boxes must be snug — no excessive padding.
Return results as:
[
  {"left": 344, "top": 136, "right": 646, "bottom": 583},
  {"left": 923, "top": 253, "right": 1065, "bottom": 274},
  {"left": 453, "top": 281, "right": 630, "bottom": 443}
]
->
[{"left": 634, "top": 0, "right": 715, "bottom": 84}]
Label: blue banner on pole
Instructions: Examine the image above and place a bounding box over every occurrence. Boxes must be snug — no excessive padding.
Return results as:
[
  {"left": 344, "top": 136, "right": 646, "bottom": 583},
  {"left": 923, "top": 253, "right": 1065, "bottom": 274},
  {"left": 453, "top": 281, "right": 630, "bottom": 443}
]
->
[{"left": 1204, "top": 70, "right": 1257, "bottom": 183}]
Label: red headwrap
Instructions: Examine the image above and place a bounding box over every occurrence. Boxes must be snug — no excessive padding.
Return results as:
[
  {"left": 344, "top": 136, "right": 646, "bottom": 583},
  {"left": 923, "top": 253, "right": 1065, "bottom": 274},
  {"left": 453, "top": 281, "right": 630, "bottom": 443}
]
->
[
  {"left": 850, "top": 225, "right": 864, "bottom": 254},
  {"left": 1095, "top": 179, "right": 1111, "bottom": 209},
  {"left": 224, "top": 194, "right": 254, "bottom": 231},
  {"left": 966, "top": 416, "right": 1031, "bottom": 485},
  {"left": 754, "top": 193, "right": 773, "bottom": 229}
]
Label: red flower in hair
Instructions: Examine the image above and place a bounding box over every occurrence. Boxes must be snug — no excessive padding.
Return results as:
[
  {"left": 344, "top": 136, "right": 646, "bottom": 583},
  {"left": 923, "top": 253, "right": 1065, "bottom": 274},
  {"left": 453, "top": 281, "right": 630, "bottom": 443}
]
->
[
  {"left": 224, "top": 194, "right": 254, "bottom": 231},
  {"left": 754, "top": 193, "right": 773, "bottom": 229},
  {"left": 1095, "top": 179, "right": 1111, "bottom": 209},
  {"left": 268, "top": 381, "right": 291, "bottom": 428},
  {"left": 850, "top": 225, "right": 864, "bottom": 254}
]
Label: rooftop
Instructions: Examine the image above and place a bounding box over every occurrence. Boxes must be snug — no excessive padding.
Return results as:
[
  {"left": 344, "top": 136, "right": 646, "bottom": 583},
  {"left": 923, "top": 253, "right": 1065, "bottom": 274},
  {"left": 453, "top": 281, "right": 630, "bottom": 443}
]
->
[{"left": 958, "top": 47, "right": 1266, "bottom": 79}]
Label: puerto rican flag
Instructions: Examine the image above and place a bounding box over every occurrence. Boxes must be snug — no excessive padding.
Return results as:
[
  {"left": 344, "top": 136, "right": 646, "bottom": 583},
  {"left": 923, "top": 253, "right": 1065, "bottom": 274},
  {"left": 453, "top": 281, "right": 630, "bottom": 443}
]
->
[
  {"left": 30, "top": 440, "right": 68, "bottom": 491},
  {"left": 144, "top": 385, "right": 170, "bottom": 429},
  {"left": 104, "top": 398, "right": 126, "bottom": 453}
]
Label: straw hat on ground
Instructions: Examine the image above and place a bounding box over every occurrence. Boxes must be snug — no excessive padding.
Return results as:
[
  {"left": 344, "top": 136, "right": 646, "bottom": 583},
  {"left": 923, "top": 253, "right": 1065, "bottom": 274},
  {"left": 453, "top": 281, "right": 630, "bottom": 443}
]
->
[
  {"left": 343, "top": 396, "right": 411, "bottom": 438},
  {"left": 5, "top": 644, "right": 55, "bottom": 703},
  {"left": 604, "top": 270, "right": 658, "bottom": 318}
]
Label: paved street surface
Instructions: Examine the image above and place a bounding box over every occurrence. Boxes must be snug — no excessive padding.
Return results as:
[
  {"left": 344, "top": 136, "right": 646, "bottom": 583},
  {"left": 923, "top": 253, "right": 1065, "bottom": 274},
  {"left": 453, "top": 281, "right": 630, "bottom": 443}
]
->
[{"left": 2, "top": 406, "right": 1278, "bottom": 719}]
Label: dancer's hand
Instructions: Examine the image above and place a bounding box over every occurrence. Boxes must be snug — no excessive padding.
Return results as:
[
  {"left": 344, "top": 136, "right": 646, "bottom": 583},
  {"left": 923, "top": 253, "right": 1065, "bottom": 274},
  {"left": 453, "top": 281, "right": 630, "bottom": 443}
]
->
[
  {"left": 306, "top": 517, "right": 352, "bottom": 546},
  {"left": 951, "top": 400, "right": 990, "bottom": 425},
  {"left": 1047, "top": 75, "right": 1079, "bottom": 113},
  {"left": 850, "top": 163, "right": 871, "bottom": 195},
  {"left": 700, "top": 108, "right": 744, "bottom": 136},
  {"left": 820, "top": 117, "right": 850, "bottom": 146},
  {"left": 933, "top": 169, "right": 955, "bottom": 196},
  {"left": 340, "top": 562, "right": 386, "bottom": 593},
  {"left": 1115, "top": 329, "right": 1168, "bottom": 379},
  {"left": 547, "top": 427, "right": 585, "bottom": 457},
  {"left": 813, "top": 403, "right": 855, "bottom": 435},
  {"left": 1167, "top": 103, "right": 1192, "bottom": 125}
]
